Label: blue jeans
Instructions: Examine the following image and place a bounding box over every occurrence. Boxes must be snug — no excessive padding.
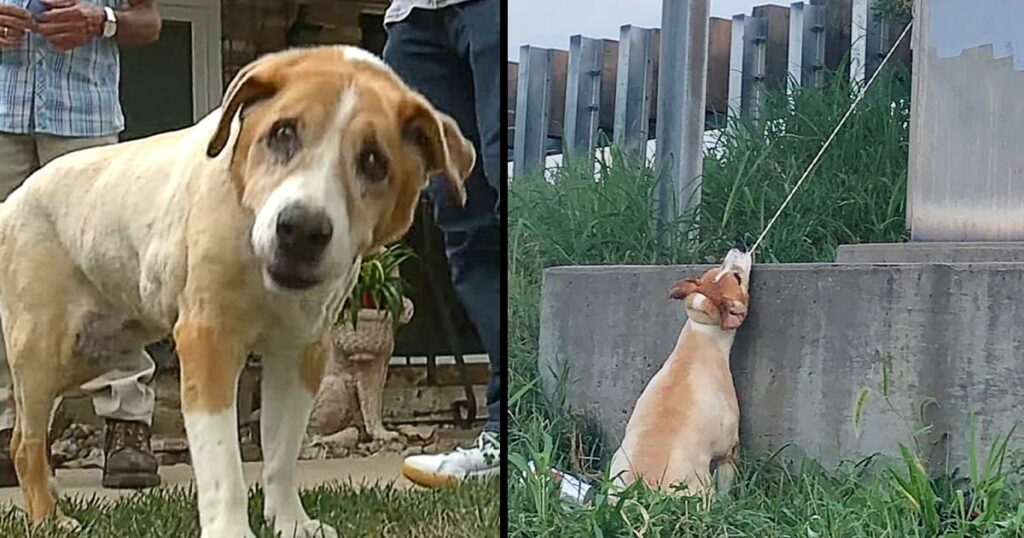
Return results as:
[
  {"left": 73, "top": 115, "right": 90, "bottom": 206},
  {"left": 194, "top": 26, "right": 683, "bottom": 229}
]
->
[{"left": 383, "top": 0, "right": 501, "bottom": 434}]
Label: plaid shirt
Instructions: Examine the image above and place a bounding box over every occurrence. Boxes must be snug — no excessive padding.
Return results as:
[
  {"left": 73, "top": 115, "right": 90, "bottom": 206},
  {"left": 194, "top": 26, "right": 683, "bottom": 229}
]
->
[
  {"left": 384, "top": 0, "right": 476, "bottom": 24},
  {"left": 0, "top": 0, "right": 124, "bottom": 137}
]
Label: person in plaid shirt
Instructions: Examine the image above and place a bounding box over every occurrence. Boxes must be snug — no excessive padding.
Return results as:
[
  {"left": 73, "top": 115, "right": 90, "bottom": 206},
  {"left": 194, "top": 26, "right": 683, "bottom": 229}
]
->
[{"left": 0, "top": 0, "right": 161, "bottom": 489}]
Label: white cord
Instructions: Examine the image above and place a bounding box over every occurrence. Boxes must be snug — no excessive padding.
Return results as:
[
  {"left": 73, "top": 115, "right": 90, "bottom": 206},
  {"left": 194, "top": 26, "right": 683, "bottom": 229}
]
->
[{"left": 749, "top": 20, "right": 914, "bottom": 255}]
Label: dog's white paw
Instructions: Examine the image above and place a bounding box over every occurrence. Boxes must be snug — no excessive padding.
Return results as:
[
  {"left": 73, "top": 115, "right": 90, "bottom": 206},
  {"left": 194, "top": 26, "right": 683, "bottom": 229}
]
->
[{"left": 275, "top": 519, "right": 338, "bottom": 538}]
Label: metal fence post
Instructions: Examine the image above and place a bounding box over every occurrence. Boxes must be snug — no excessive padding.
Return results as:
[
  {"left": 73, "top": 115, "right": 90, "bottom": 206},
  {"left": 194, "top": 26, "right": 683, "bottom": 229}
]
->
[
  {"left": 613, "top": 25, "right": 657, "bottom": 161},
  {"left": 788, "top": 1, "right": 806, "bottom": 93},
  {"left": 741, "top": 5, "right": 790, "bottom": 119},
  {"left": 706, "top": 16, "right": 734, "bottom": 124},
  {"left": 850, "top": 0, "right": 874, "bottom": 83},
  {"left": 907, "top": 0, "right": 1024, "bottom": 240},
  {"left": 788, "top": 0, "right": 830, "bottom": 93},
  {"left": 654, "top": 0, "right": 710, "bottom": 240},
  {"left": 850, "top": 0, "right": 908, "bottom": 84},
  {"left": 564, "top": 36, "right": 605, "bottom": 160},
  {"left": 740, "top": 13, "right": 765, "bottom": 118},
  {"left": 507, "top": 61, "right": 518, "bottom": 165},
  {"left": 513, "top": 45, "right": 553, "bottom": 178},
  {"left": 728, "top": 14, "right": 746, "bottom": 119}
]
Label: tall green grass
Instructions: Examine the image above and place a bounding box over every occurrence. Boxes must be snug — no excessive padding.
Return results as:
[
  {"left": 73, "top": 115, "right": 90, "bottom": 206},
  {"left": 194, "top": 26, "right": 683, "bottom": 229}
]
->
[
  {"left": 508, "top": 66, "right": 1024, "bottom": 535},
  {"left": 508, "top": 448, "right": 1024, "bottom": 537}
]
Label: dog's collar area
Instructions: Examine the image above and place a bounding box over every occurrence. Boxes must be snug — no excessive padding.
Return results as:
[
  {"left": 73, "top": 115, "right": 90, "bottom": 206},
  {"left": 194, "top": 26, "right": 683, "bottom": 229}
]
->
[{"left": 687, "top": 319, "right": 737, "bottom": 337}]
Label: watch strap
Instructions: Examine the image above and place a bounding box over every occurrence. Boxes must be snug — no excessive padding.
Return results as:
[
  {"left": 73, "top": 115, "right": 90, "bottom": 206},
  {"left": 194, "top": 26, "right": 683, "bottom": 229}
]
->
[{"left": 102, "top": 6, "right": 117, "bottom": 39}]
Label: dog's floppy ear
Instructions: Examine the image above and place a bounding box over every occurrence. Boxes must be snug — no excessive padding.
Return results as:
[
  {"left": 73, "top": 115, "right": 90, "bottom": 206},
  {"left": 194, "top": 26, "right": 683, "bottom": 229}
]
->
[
  {"left": 668, "top": 279, "right": 700, "bottom": 300},
  {"left": 371, "top": 100, "right": 475, "bottom": 246},
  {"left": 206, "top": 61, "right": 282, "bottom": 158},
  {"left": 399, "top": 98, "right": 475, "bottom": 206}
]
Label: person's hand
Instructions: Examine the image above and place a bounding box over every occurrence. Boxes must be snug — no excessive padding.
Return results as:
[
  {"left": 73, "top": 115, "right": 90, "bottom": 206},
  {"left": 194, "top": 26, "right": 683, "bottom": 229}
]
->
[
  {"left": 36, "top": 0, "right": 105, "bottom": 51},
  {"left": 0, "top": 5, "right": 35, "bottom": 49}
]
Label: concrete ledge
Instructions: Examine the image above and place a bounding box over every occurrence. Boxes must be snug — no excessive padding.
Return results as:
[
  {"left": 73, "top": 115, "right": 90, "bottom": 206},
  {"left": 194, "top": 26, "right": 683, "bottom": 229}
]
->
[
  {"left": 836, "top": 242, "right": 1024, "bottom": 263},
  {"left": 539, "top": 263, "right": 1024, "bottom": 469}
]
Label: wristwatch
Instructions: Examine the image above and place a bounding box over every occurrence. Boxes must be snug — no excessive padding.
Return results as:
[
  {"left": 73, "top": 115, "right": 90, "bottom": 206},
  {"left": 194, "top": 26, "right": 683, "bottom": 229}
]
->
[{"left": 101, "top": 6, "right": 118, "bottom": 39}]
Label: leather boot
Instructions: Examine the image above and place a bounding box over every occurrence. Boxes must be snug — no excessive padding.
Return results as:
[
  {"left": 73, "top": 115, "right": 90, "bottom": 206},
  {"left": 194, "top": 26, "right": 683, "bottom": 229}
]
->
[
  {"left": 101, "top": 419, "right": 161, "bottom": 489},
  {"left": 0, "top": 429, "right": 16, "bottom": 487}
]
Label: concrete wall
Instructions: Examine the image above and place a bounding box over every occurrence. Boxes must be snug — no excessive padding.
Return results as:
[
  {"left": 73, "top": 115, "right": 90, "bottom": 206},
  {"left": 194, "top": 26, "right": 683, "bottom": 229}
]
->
[
  {"left": 539, "top": 263, "right": 1024, "bottom": 470},
  {"left": 836, "top": 242, "right": 1024, "bottom": 263},
  {"left": 907, "top": 0, "right": 1024, "bottom": 240}
]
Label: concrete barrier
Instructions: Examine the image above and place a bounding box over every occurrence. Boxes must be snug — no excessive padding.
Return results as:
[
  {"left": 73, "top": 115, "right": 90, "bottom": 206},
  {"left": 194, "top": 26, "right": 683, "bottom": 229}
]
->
[
  {"left": 539, "top": 263, "right": 1024, "bottom": 470},
  {"left": 836, "top": 242, "right": 1024, "bottom": 263}
]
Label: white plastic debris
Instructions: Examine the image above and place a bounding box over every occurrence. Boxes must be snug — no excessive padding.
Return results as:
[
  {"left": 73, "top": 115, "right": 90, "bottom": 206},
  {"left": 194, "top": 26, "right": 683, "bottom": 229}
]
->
[{"left": 527, "top": 460, "right": 594, "bottom": 504}]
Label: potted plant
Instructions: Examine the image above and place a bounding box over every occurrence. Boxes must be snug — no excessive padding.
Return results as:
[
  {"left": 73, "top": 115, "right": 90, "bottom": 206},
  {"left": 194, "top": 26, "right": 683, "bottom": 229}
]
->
[
  {"left": 340, "top": 243, "right": 415, "bottom": 332},
  {"left": 311, "top": 244, "right": 416, "bottom": 441}
]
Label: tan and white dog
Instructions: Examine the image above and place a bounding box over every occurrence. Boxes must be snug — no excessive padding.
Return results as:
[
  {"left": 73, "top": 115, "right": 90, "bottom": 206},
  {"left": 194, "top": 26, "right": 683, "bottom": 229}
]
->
[
  {"left": 609, "top": 248, "right": 752, "bottom": 504},
  {"left": 0, "top": 46, "right": 474, "bottom": 537}
]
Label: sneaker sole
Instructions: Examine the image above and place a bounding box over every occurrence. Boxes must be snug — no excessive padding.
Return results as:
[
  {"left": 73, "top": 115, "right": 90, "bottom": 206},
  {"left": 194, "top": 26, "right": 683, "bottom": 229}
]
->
[
  {"left": 102, "top": 472, "right": 161, "bottom": 489},
  {"left": 401, "top": 462, "right": 498, "bottom": 488}
]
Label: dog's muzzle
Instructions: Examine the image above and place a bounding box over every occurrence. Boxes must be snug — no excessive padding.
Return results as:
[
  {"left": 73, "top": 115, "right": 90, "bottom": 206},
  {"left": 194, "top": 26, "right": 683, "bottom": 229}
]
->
[{"left": 267, "top": 203, "right": 333, "bottom": 290}]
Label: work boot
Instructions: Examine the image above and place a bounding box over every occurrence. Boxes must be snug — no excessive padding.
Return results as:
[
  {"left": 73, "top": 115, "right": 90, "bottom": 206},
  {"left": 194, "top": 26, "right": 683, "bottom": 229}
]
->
[
  {"left": 0, "top": 429, "right": 16, "bottom": 487},
  {"left": 101, "top": 419, "right": 161, "bottom": 489}
]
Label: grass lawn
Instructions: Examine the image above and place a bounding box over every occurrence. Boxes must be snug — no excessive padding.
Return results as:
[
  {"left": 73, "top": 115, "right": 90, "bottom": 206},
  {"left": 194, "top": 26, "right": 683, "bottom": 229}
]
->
[
  {"left": 510, "top": 449, "right": 1024, "bottom": 536},
  {"left": 0, "top": 480, "right": 499, "bottom": 537},
  {"left": 506, "top": 65, "right": 1024, "bottom": 536}
]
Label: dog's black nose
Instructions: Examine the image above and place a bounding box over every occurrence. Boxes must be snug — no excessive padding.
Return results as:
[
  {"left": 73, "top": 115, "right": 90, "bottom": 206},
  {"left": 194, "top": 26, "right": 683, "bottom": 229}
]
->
[
  {"left": 276, "top": 204, "right": 333, "bottom": 262},
  {"left": 732, "top": 238, "right": 748, "bottom": 253}
]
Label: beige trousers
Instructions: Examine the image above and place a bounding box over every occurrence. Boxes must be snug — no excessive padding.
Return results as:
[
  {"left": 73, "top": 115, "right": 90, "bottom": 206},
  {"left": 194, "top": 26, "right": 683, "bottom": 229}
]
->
[{"left": 0, "top": 132, "right": 156, "bottom": 430}]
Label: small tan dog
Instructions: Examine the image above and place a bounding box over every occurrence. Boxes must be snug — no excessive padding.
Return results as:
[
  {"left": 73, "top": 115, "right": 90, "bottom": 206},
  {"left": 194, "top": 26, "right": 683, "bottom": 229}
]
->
[{"left": 610, "top": 248, "right": 752, "bottom": 503}]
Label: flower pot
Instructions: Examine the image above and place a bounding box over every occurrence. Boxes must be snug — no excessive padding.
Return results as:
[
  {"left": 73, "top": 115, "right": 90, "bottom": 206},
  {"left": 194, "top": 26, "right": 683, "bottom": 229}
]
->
[
  {"left": 332, "top": 297, "right": 414, "bottom": 362},
  {"left": 309, "top": 297, "right": 415, "bottom": 442}
]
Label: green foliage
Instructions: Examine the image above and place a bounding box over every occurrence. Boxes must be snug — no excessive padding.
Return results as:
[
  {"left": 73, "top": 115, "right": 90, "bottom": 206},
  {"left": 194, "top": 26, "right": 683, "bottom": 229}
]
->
[
  {"left": 700, "top": 66, "right": 911, "bottom": 262},
  {"left": 510, "top": 441, "right": 1024, "bottom": 537},
  {"left": 340, "top": 243, "right": 414, "bottom": 330},
  {"left": 874, "top": 0, "right": 913, "bottom": 26}
]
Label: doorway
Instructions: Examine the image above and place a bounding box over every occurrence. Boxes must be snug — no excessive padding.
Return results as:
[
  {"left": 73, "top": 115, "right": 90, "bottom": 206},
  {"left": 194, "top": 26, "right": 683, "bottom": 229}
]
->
[{"left": 119, "top": 0, "right": 223, "bottom": 142}]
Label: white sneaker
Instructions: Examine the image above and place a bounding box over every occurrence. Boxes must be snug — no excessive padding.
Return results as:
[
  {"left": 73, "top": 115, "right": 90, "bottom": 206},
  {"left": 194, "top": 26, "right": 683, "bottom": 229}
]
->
[{"left": 401, "top": 431, "right": 500, "bottom": 487}]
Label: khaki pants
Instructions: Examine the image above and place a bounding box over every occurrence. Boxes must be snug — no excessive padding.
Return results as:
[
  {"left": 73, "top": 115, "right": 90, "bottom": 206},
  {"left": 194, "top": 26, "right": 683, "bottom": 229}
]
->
[{"left": 0, "top": 132, "right": 156, "bottom": 430}]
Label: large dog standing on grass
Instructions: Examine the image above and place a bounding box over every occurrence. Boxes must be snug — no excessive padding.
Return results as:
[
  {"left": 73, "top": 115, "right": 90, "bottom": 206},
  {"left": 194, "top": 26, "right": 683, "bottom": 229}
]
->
[{"left": 0, "top": 46, "right": 473, "bottom": 537}]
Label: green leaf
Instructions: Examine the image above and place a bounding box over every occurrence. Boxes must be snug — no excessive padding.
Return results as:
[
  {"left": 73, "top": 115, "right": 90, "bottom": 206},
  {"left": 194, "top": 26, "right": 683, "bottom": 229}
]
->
[{"left": 853, "top": 387, "right": 870, "bottom": 438}]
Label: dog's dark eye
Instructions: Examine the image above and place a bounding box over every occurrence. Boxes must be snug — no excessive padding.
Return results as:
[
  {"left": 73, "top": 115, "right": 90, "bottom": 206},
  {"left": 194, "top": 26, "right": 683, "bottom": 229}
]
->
[
  {"left": 267, "top": 119, "right": 300, "bottom": 161},
  {"left": 357, "top": 147, "right": 389, "bottom": 184}
]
